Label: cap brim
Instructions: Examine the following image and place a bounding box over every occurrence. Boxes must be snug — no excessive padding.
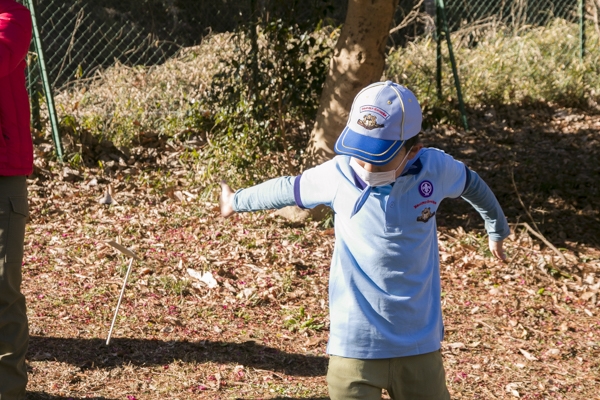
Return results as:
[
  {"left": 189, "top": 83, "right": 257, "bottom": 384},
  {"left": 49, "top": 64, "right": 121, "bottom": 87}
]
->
[{"left": 334, "top": 126, "right": 405, "bottom": 166}]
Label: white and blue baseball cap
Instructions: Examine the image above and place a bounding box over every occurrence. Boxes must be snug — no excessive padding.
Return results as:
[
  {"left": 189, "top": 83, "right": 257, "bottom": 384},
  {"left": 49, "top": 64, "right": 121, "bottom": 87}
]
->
[{"left": 334, "top": 81, "right": 422, "bottom": 165}]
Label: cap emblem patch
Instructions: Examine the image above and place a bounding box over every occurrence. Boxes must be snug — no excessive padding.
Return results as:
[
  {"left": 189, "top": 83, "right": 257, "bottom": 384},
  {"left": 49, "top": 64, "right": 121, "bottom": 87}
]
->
[{"left": 357, "top": 114, "right": 384, "bottom": 130}]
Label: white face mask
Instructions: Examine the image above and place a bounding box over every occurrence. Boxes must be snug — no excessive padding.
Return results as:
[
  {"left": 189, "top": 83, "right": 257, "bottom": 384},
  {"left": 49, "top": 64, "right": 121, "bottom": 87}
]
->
[{"left": 350, "top": 147, "right": 413, "bottom": 187}]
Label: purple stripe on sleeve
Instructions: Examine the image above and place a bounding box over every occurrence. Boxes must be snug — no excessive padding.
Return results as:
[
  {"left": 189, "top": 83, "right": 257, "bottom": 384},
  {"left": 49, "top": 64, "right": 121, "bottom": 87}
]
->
[{"left": 293, "top": 175, "right": 306, "bottom": 209}]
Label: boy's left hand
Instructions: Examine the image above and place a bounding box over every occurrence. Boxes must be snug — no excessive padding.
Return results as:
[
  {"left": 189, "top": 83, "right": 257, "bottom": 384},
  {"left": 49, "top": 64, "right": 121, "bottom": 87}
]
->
[{"left": 489, "top": 238, "right": 506, "bottom": 261}]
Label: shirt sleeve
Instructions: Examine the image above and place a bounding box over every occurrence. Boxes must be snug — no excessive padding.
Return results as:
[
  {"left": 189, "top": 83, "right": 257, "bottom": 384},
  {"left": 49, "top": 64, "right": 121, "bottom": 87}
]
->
[
  {"left": 0, "top": 2, "right": 32, "bottom": 78},
  {"left": 442, "top": 154, "right": 468, "bottom": 199},
  {"left": 232, "top": 176, "right": 297, "bottom": 212},
  {"left": 461, "top": 168, "right": 511, "bottom": 242},
  {"left": 295, "top": 159, "right": 341, "bottom": 209}
]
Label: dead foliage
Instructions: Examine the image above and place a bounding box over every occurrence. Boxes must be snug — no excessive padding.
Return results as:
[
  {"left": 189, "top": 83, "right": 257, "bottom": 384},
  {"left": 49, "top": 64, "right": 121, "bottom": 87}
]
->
[{"left": 23, "top": 102, "right": 599, "bottom": 399}]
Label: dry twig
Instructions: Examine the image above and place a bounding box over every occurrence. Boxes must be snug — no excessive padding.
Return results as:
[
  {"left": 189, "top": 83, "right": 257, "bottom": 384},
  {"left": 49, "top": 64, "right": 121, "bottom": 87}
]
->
[
  {"left": 389, "top": 0, "right": 425, "bottom": 35},
  {"left": 513, "top": 222, "right": 568, "bottom": 267},
  {"left": 510, "top": 166, "right": 541, "bottom": 233}
]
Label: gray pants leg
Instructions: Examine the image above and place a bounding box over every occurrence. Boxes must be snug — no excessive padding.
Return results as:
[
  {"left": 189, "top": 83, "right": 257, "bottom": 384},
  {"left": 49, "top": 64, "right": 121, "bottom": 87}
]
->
[{"left": 0, "top": 176, "right": 29, "bottom": 400}]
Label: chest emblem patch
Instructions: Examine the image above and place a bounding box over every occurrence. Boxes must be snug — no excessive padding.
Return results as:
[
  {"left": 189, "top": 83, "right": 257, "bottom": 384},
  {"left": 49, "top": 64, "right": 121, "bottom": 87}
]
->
[
  {"left": 417, "top": 207, "right": 436, "bottom": 223},
  {"left": 419, "top": 180, "right": 433, "bottom": 197}
]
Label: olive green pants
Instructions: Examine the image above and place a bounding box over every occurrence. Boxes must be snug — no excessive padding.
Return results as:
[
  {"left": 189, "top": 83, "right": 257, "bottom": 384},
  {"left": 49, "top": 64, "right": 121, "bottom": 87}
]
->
[
  {"left": 327, "top": 351, "right": 451, "bottom": 400},
  {"left": 0, "top": 176, "right": 29, "bottom": 400}
]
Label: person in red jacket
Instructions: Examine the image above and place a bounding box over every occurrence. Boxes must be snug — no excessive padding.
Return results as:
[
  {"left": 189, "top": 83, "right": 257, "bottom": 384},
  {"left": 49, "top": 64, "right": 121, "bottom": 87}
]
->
[{"left": 0, "top": 0, "right": 33, "bottom": 398}]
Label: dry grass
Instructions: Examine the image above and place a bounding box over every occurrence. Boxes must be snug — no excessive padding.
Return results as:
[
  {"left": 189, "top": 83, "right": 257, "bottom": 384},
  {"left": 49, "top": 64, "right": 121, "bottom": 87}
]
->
[
  {"left": 387, "top": 19, "right": 600, "bottom": 114},
  {"left": 51, "top": 19, "right": 600, "bottom": 161},
  {"left": 54, "top": 33, "right": 236, "bottom": 148}
]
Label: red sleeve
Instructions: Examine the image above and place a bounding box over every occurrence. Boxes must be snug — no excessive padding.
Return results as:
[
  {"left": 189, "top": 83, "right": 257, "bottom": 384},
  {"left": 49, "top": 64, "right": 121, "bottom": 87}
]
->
[{"left": 0, "top": 0, "right": 32, "bottom": 78}]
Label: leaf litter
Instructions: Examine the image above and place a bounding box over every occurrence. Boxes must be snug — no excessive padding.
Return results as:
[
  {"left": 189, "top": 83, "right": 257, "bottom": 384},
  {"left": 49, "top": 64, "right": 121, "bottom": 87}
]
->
[{"left": 23, "top": 103, "right": 600, "bottom": 398}]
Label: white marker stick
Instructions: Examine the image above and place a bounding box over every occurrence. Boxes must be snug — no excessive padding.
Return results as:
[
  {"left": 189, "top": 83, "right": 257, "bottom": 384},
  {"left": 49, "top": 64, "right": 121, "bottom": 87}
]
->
[
  {"left": 106, "top": 256, "right": 134, "bottom": 345},
  {"left": 105, "top": 241, "right": 139, "bottom": 345}
]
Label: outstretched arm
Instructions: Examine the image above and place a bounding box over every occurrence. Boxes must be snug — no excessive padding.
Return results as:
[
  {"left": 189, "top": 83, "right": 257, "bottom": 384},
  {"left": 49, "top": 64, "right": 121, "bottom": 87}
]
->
[
  {"left": 219, "top": 176, "right": 297, "bottom": 218},
  {"left": 461, "top": 169, "right": 510, "bottom": 261}
]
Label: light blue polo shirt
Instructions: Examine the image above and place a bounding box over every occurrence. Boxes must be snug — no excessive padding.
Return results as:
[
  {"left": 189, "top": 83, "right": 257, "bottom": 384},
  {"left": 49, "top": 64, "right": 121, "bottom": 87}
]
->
[{"left": 232, "top": 148, "right": 510, "bottom": 359}]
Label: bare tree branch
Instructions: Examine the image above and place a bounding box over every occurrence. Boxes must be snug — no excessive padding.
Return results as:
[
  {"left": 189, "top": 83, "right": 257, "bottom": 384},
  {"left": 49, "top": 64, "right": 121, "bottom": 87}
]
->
[{"left": 390, "top": 0, "right": 425, "bottom": 35}]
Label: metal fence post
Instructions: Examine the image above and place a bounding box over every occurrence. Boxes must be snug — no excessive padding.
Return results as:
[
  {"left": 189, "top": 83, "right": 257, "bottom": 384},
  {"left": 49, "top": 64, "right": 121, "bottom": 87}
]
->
[
  {"left": 579, "top": 0, "right": 586, "bottom": 60},
  {"left": 27, "top": 54, "right": 42, "bottom": 131},
  {"left": 435, "top": 0, "right": 442, "bottom": 100},
  {"left": 26, "top": 0, "right": 63, "bottom": 161},
  {"left": 436, "top": 0, "right": 468, "bottom": 131}
]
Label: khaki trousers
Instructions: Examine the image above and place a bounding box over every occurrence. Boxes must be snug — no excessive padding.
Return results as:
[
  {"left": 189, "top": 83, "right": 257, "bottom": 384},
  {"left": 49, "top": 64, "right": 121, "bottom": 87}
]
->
[
  {"left": 327, "top": 351, "right": 451, "bottom": 400},
  {"left": 0, "top": 176, "right": 29, "bottom": 400}
]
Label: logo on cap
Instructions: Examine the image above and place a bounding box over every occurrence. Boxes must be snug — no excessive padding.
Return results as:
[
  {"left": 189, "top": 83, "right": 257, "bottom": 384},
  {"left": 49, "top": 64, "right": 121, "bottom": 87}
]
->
[
  {"left": 360, "top": 105, "right": 389, "bottom": 119},
  {"left": 357, "top": 114, "right": 384, "bottom": 130}
]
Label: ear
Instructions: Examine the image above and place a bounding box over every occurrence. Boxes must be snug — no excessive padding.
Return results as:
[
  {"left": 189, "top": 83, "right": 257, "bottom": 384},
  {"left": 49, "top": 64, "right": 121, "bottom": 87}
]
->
[{"left": 407, "top": 143, "right": 423, "bottom": 159}]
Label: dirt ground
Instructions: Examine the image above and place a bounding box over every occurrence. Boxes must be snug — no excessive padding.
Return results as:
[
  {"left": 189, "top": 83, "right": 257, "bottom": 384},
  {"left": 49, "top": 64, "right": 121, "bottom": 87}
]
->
[{"left": 22, "top": 102, "right": 599, "bottom": 399}]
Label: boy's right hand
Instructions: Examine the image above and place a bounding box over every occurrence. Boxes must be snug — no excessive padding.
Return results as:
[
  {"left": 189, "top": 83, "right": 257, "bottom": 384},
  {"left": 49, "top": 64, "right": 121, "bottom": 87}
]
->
[
  {"left": 489, "top": 238, "right": 506, "bottom": 261},
  {"left": 219, "top": 180, "right": 235, "bottom": 218}
]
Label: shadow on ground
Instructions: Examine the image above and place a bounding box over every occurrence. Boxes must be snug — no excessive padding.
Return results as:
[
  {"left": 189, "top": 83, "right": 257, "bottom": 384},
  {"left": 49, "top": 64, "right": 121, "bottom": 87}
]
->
[
  {"left": 431, "top": 101, "right": 600, "bottom": 254},
  {"left": 27, "top": 394, "right": 113, "bottom": 400},
  {"left": 264, "top": 398, "right": 329, "bottom": 400},
  {"left": 28, "top": 336, "right": 327, "bottom": 377}
]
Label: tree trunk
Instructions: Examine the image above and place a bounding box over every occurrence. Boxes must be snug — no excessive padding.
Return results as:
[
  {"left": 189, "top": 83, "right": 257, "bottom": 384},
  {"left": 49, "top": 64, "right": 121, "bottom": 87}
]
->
[
  {"left": 277, "top": 0, "right": 399, "bottom": 223},
  {"left": 304, "top": 0, "right": 400, "bottom": 169}
]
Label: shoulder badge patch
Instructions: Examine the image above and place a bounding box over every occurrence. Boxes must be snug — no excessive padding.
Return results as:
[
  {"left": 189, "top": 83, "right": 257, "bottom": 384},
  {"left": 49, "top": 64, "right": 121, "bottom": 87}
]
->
[
  {"left": 419, "top": 180, "right": 433, "bottom": 198},
  {"left": 357, "top": 114, "right": 384, "bottom": 130},
  {"left": 417, "top": 207, "right": 436, "bottom": 223}
]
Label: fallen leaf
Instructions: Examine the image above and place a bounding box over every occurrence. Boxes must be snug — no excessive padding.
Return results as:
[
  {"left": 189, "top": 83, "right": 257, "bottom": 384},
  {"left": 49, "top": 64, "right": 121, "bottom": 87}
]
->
[
  {"left": 187, "top": 268, "right": 218, "bottom": 289},
  {"left": 519, "top": 348, "right": 538, "bottom": 361}
]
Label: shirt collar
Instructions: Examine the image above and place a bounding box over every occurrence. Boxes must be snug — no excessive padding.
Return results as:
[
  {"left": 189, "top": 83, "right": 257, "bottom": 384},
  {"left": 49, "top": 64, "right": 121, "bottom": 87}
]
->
[
  {"left": 351, "top": 150, "right": 424, "bottom": 189},
  {"left": 349, "top": 150, "right": 424, "bottom": 218}
]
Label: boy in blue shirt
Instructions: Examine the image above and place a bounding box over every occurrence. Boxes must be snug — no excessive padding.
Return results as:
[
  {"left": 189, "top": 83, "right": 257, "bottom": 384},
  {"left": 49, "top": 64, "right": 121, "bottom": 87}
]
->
[{"left": 220, "top": 81, "right": 509, "bottom": 399}]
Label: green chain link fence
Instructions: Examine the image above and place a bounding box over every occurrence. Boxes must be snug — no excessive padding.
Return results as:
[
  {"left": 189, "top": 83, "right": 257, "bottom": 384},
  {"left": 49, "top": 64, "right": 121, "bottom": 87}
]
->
[
  {"left": 19, "top": 0, "right": 597, "bottom": 157},
  {"left": 433, "top": 0, "right": 594, "bottom": 128},
  {"left": 444, "top": 0, "right": 583, "bottom": 30},
  {"left": 21, "top": 0, "right": 349, "bottom": 91},
  {"left": 19, "top": 0, "right": 351, "bottom": 160}
]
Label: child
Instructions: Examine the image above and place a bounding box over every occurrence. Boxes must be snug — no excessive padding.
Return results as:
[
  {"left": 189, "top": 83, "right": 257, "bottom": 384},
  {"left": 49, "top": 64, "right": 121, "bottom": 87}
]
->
[{"left": 220, "top": 81, "right": 509, "bottom": 399}]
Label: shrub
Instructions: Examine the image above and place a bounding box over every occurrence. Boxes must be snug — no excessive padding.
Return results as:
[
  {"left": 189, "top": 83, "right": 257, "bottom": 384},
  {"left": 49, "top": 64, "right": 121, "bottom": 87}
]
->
[{"left": 195, "top": 20, "right": 335, "bottom": 186}]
